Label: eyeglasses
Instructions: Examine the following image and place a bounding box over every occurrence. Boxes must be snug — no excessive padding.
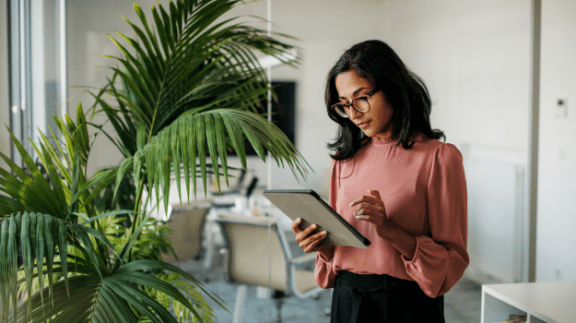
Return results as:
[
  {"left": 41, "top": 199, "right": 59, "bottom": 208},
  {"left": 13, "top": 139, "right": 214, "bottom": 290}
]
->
[{"left": 330, "top": 89, "right": 379, "bottom": 118}]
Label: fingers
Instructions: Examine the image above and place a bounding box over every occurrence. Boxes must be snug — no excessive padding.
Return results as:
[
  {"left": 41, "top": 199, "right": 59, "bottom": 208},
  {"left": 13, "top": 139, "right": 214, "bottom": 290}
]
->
[
  {"left": 349, "top": 189, "right": 383, "bottom": 207},
  {"left": 299, "top": 230, "right": 327, "bottom": 253},
  {"left": 291, "top": 218, "right": 314, "bottom": 234},
  {"left": 354, "top": 204, "right": 381, "bottom": 221},
  {"left": 294, "top": 222, "right": 321, "bottom": 243},
  {"left": 291, "top": 218, "right": 303, "bottom": 234},
  {"left": 369, "top": 189, "right": 382, "bottom": 200},
  {"left": 353, "top": 201, "right": 384, "bottom": 219},
  {"left": 292, "top": 218, "right": 327, "bottom": 253}
]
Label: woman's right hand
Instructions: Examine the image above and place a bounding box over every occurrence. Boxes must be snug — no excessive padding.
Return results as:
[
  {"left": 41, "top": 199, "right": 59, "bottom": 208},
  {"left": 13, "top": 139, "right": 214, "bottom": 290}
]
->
[{"left": 291, "top": 218, "right": 335, "bottom": 261}]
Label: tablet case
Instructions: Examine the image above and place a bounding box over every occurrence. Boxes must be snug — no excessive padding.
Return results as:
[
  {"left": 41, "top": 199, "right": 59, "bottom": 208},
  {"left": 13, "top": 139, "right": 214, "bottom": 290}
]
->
[{"left": 263, "top": 189, "right": 370, "bottom": 249}]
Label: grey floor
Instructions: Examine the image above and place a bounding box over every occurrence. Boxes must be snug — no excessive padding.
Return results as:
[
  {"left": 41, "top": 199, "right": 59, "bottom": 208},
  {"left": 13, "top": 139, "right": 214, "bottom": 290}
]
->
[{"left": 177, "top": 254, "right": 481, "bottom": 323}]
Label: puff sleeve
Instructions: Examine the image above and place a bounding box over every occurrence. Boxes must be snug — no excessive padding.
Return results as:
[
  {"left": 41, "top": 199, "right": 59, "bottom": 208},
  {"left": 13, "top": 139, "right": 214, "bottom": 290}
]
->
[{"left": 402, "top": 144, "right": 469, "bottom": 298}]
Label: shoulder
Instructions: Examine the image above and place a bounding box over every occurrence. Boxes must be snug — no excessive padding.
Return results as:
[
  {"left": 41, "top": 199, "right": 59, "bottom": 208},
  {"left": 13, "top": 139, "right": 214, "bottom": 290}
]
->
[{"left": 411, "top": 134, "right": 463, "bottom": 162}]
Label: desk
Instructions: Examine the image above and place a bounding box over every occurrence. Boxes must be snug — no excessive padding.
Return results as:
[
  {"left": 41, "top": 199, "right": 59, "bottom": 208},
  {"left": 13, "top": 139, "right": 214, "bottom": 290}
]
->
[{"left": 481, "top": 281, "right": 576, "bottom": 323}]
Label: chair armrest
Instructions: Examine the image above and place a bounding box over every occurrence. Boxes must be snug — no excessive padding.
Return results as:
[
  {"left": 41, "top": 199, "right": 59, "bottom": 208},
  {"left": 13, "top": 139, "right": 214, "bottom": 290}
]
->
[{"left": 289, "top": 252, "right": 318, "bottom": 265}]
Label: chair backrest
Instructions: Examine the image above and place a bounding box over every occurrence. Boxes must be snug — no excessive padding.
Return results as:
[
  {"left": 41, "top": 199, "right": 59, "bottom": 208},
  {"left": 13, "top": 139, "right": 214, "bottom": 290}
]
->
[
  {"left": 216, "top": 213, "right": 289, "bottom": 292},
  {"left": 161, "top": 200, "right": 212, "bottom": 263}
]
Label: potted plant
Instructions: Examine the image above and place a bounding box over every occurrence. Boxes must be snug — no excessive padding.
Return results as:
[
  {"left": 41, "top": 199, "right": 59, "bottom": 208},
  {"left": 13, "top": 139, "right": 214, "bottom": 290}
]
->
[{"left": 0, "top": 0, "right": 309, "bottom": 322}]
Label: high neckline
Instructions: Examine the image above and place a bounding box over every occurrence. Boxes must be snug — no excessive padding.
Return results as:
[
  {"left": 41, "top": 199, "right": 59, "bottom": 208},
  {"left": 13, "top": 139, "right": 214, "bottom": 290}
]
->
[{"left": 371, "top": 135, "right": 397, "bottom": 145}]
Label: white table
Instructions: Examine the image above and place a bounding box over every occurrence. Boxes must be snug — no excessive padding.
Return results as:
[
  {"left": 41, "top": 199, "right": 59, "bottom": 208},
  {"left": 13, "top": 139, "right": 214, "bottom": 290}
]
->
[{"left": 481, "top": 281, "right": 576, "bottom": 323}]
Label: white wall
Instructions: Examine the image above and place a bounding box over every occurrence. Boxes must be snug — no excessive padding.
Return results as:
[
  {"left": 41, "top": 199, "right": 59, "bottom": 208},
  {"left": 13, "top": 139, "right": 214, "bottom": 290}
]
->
[
  {"left": 537, "top": 0, "right": 576, "bottom": 282},
  {"left": 67, "top": 0, "right": 170, "bottom": 177},
  {"left": 379, "top": 0, "right": 531, "bottom": 150},
  {"left": 0, "top": 0, "right": 10, "bottom": 171}
]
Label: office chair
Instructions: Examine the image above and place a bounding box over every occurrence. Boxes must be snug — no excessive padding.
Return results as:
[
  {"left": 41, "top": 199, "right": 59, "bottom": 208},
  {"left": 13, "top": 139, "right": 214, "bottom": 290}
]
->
[
  {"left": 160, "top": 199, "right": 212, "bottom": 263},
  {"left": 214, "top": 211, "right": 322, "bottom": 323},
  {"left": 202, "top": 172, "right": 259, "bottom": 269},
  {"left": 140, "top": 183, "right": 213, "bottom": 263}
]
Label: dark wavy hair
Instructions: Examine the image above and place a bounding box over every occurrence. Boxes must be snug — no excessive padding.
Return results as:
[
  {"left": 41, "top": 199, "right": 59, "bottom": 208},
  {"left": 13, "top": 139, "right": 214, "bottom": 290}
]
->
[{"left": 326, "top": 40, "right": 445, "bottom": 160}]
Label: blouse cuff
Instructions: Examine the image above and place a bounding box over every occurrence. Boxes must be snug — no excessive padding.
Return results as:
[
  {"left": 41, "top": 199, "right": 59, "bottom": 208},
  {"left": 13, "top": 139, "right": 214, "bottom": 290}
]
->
[
  {"left": 316, "top": 251, "right": 332, "bottom": 267},
  {"left": 401, "top": 235, "right": 426, "bottom": 264}
]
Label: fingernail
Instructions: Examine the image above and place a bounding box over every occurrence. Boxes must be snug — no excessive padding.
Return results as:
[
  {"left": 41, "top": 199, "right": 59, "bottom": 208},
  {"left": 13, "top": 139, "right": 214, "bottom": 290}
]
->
[
  {"left": 322, "top": 231, "right": 327, "bottom": 235},
  {"left": 312, "top": 224, "right": 317, "bottom": 229},
  {"left": 296, "top": 218, "right": 301, "bottom": 222}
]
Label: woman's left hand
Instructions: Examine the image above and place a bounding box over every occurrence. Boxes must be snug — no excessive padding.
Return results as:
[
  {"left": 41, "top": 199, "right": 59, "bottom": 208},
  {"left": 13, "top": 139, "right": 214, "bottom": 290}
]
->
[{"left": 350, "top": 189, "right": 392, "bottom": 239}]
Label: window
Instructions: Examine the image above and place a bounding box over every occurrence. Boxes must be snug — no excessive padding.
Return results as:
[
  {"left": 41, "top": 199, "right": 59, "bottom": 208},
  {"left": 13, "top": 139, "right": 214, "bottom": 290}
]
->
[{"left": 8, "top": 0, "right": 66, "bottom": 165}]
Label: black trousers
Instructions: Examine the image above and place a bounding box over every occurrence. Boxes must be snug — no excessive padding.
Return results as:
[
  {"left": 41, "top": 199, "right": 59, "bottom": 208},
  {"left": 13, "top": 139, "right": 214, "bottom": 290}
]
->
[{"left": 330, "top": 271, "right": 445, "bottom": 323}]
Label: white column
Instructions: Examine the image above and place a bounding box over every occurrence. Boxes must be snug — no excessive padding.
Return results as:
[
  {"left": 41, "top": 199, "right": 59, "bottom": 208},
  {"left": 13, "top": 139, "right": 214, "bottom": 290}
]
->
[{"left": 527, "top": 0, "right": 541, "bottom": 283}]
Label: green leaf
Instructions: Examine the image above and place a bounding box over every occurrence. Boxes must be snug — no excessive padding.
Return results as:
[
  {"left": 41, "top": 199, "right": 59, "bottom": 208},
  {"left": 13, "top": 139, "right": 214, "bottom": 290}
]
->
[
  {"left": 113, "top": 156, "right": 134, "bottom": 203},
  {"left": 38, "top": 140, "right": 68, "bottom": 213},
  {"left": 105, "top": 277, "right": 171, "bottom": 323},
  {"left": 213, "top": 112, "right": 229, "bottom": 186},
  {"left": 14, "top": 275, "right": 101, "bottom": 323},
  {"left": 118, "top": 259, "right": 228, "bottom": 313},
  {"left": 43, "top": 215, "right": 56, "bottom": 307},
  {"left": 0, "top": 196, "right": 25, "bottom": 215},
  {"left": 81, "top": 225, "right": 123, "bottom": 263},
  {"left": 0, "top": 219, "right": 9, "bottom": 321},
  {"left": 35, "top": 214, "right": 46, "bottom": 308},
  {"left": 57, "top": 220, "right": 69, "bottom": 297},
  {"left": 70, "top": 224, "right": 104, "bottom": 278},
  {"left": 21, "top": 212, "right": 34, "bottom": 317},
  {"left": 116, "top": 210, "right": 152, "bottom": 269},
  {"left": 8, "top": 214, "right": 19, "bottom": 319},
  {"left": 196, "top": 115, "right": 208, "bottom": 196}
]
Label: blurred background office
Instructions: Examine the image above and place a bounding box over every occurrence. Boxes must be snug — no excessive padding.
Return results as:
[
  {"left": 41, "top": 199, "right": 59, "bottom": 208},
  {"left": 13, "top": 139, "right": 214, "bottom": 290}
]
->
[{"left": 1, "top": 0, "right": 575, "bottom": 321}]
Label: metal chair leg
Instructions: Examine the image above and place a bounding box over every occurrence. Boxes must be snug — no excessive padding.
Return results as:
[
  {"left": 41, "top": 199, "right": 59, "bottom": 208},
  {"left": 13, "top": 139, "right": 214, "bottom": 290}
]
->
[{"left": 233, "top": 285, "right": 247, "bottom": 323}]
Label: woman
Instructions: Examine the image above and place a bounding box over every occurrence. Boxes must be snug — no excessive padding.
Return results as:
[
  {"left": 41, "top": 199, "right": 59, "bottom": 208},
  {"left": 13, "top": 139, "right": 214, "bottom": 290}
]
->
[{"left": 291, "top": 40, "right": 469, "bottom": 322}]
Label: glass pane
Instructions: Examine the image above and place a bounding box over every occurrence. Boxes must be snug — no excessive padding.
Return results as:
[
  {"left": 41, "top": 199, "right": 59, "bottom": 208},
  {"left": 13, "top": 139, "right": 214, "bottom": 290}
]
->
[
  {"left": 8, "top": 0, "right": 65, "bottom": 164},
  {"left": 30, "top": 0, "right": 63, "bottom": 147}
]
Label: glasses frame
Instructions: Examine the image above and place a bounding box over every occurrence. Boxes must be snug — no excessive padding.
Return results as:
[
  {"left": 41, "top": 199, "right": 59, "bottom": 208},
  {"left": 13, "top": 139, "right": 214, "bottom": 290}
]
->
[{"left": 331, "top": 88, "right": 379, "bottom": 118}]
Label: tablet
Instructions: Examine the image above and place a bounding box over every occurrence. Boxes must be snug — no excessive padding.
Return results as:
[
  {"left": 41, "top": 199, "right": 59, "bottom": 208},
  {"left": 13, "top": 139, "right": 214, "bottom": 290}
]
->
[{"left": 263, "top": 189, "right": 370, "bottom": 249}]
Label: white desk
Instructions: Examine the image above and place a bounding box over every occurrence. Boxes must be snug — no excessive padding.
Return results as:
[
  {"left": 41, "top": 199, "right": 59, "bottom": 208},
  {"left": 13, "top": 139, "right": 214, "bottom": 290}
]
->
[{"left": 481, "top": 281, "right": 576, "bottom": 323}]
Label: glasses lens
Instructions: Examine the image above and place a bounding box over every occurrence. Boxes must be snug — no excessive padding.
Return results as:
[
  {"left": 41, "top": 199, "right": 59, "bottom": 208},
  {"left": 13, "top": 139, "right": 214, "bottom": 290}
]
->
[
  {"left": 353, "top": 97, "right": 370, "bottom": 112},
  {"left": 332, "top": 104, "right": 349, "bottom": 118}
]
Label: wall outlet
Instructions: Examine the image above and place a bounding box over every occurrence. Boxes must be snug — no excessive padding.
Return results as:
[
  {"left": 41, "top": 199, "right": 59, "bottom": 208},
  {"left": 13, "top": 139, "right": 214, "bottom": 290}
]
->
[{"left": 556, "top": 99, "right": 568, "bottom": 118}]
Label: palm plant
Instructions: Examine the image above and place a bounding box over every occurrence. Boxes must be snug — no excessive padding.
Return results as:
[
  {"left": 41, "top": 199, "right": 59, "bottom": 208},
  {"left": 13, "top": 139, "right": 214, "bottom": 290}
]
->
[{"left": 0, "top": 0, "right": 310, "bottom": 322}]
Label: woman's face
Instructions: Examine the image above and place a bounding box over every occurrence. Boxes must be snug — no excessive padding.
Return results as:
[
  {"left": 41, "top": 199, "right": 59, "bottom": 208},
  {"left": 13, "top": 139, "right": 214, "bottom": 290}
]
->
[{"left": 334, "top": 69, "right": 393, "bottom": 139}]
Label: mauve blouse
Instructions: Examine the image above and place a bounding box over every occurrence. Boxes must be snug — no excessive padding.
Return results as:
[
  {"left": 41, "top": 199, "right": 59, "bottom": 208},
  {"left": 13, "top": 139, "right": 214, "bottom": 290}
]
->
[{"left": 315, "top": 134, "right": 469, "bottom": 298}]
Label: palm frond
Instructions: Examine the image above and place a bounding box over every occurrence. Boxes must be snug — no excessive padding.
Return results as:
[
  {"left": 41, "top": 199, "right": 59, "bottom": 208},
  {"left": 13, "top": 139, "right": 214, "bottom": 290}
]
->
[
  {"left": 141, "top": 108, "right": 309, "bottom": 212},
  {"left": 2, "top": 1, "right": 308, "bottom": 322},
  {"left": 0, "top": 129, "right": 67, "bottom": 217},
  {"left": 93, "top": 0, "right": 304, "bottom": 165},
  {"left": 0, "top": 212, "right": 69, "bottom": 322},
  {"left": 13, "top": 258, "right": 222, "bottom": 323}
]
